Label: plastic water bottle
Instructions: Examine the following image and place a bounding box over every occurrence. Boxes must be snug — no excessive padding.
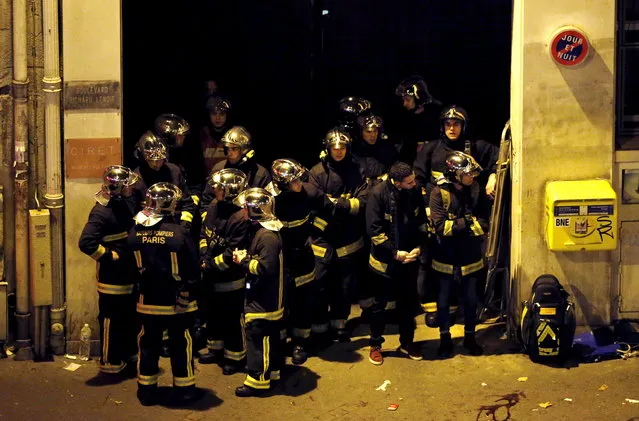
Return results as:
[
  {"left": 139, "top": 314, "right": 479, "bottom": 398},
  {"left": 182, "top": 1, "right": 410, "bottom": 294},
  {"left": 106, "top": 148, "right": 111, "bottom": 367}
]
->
[{"left": 79, "top": 323, "right": 91, "bottom": 361}]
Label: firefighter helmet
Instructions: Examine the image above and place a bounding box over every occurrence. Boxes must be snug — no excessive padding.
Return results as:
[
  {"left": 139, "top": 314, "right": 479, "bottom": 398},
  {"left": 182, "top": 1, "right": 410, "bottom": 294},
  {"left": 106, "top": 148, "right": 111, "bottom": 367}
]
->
[
  {"left": 102, "top": 165, "right": 139, "bottom": 196},
  {"left": 357, "top": 114, "right": 383, "bottom": 131},
  {"left": 207, "top": 168, "right": 248, "bottom": 200},
  {"left": 338, "top": 96, "right": 372, "bottom": 126},
  {"left": 271, "top": 158, "right": 308, "bottom": 185},
  {"left": 323, "top": 127, "right": 352, "bottom": 150},
  {"left": 143, "top": 182, "right": 183, "bottom": 217},
  {"left": 221, "top": 126, "right": 252, "bottom": 153},
  {"left": 137, "top": 131, "right": 168, "bottom": 161},
  {"left": 154, "top": 114, "right": 190, "bottom": 146},
  {"left": 440, "top": 105, "right": 469, "bottom": 133},
  {"left": 395, "top": 75, "right": 433, "bottom": 106},
  {"left": 444, "top": 151, "right": 482, "bottom": 183},
  {"left": 234, "top": 188, "right": 277, "bottom": 221},
  {"left": 205, "top": 95, "right": 232, "bottom": 114}
]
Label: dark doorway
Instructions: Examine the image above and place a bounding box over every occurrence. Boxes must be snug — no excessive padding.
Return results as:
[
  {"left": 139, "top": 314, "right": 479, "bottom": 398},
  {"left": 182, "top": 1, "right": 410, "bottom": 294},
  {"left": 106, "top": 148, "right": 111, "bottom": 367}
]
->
[{"left": 122, "top": 0, "right": 512, "bottom": 169}]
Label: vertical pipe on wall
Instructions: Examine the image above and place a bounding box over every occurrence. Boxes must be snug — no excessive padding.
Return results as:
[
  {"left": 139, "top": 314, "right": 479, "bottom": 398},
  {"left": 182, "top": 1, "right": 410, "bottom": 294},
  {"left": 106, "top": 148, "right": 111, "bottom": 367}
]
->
[
  {"left": 42, "top": 0, "right": 65, "bottom": 355},
  {"left": 13, "top": 0, "right": 33, "bottom": 360}
]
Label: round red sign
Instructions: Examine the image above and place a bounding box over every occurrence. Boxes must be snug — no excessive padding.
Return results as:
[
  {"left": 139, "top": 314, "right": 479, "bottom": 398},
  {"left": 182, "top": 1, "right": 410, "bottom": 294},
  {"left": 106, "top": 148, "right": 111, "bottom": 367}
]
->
[{"left": 550, "top": 29, "right": 589, "bottom": 66}]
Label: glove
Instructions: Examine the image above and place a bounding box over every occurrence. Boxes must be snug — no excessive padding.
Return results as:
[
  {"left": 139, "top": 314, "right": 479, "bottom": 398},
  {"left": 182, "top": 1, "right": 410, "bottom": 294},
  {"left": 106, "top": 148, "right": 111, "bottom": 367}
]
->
[
  {"left": 175, "top": 290, "right": 190, "bottom": 314},
  {"left": 464, "top": 213, "right": 474, "bottom": 227},
  {"left": 181, "top": 220, "right": 192, "bottom": 233},
  {"left": 334, "top": 197, "right": 351, "bottom": 210}
]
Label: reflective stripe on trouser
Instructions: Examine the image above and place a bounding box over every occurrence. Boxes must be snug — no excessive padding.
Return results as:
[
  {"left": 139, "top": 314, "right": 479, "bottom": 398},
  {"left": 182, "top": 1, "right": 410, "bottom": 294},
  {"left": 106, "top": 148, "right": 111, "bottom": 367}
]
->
[
  {"left": 244, "top": 319, "right": 282, "bottom": 390},
  {"left": 137, "top": 312, "right": 196, "bottom": 391},
  {"left": 436, "top": 269, "right": 479, "bottom": 333},
  {"left": 98, "top": 292, "right": 137, "bottom": 371},
  {"left": 204, "top": 288, "right": 246, "bottom": 361}
]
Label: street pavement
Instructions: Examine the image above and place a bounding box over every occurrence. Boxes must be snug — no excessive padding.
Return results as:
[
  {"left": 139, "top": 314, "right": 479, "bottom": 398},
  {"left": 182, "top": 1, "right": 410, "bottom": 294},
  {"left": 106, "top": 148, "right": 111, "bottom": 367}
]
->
[{"left": 1, "top": 309, "right": 638, "bottom": 421}]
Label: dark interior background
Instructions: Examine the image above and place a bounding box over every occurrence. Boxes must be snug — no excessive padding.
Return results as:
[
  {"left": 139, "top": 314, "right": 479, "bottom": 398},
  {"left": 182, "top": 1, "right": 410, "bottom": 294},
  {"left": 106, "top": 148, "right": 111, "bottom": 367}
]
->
[{"left": 122, "top": 0, "right": 512, "bottom": 169}]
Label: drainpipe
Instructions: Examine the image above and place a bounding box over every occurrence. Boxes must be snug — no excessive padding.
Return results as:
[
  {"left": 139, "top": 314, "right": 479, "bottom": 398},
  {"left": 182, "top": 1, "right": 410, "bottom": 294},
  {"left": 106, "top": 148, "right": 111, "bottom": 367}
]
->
[
  {"left": 42, "top": 0, "right": 65, "bottom": 355},
  {"left": 13, "top": 0, "right": 33, "bottom": 361}
]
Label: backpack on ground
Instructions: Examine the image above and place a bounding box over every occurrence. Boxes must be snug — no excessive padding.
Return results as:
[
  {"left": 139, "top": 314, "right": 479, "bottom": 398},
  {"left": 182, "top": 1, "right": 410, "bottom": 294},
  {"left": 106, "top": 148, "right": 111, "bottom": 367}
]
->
[{"left": 520, "top": 274, "right": 576, "bottom": 362}]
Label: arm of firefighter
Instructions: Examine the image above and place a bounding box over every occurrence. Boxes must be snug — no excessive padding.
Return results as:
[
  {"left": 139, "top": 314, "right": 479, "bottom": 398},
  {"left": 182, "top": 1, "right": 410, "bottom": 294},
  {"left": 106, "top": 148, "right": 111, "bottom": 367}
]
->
[
  {"left": 413, "top": 142, "right": 433, "bottom": 189},
  {"left": 199, "top": 213, "right": 212, "bottom": 268},
  {"left": 414, "top": 191, "right": 429, "bottom": 239},
  {"left": 241, "top": 233, "right": 280, "bottom": 279},
  {"left": 429, "top": 187, "right": 466, "bottom": 237},
  {"left": 477, "top": 139, "right": 499, "bottom": 178},
  {"left": 178, "top": 233, "right": 200, "bottom": 301},
  {"left": 215, "top": 213, "right": 250, "bottom": 271},
  {"left": 177, "top": 175, "right": 197, "bottom": 225},
  {"left": 78, "top": 210, "right": 112, "bottom": 261},
  {"left": 334, "top": 196, "right": 361, "bottom": 216},
  {"left": 366, "top": 189, "right": 394, "bottom": 255},
  {"left": 472, "top": 191, "right": 492, "bottom": 236},
  {"left": 200, "top": 183, "right": 215, "bottom": 220}
]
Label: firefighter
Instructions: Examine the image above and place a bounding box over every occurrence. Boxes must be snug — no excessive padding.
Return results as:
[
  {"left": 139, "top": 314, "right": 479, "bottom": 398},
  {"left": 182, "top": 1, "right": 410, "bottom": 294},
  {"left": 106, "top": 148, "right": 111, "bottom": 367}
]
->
[
  {"left": 429, "top": 151, "right": 491, "bottom": 358},
  {"left": 128, "top": 183, "right": 202, "bottom": 406},
  {"left": 78, "top": 165, "right": 140, "bottom": 375},
  {"left": 394, "top": 75, "right": 442, "bottom": 164},
  {"left": 200, "top": 126, "right": 271, "bottom": 210},
  {"left": 309, "top": 127, "right": 366, "bottom": 343},
  {"left": 267, "top": 158, "right": 326, "bottom": 365},
  {"left": 366, "top": 161, "right": 428, "bottom": 365},
  {"left": 232, "top": 188, "right": 285, "bottom": 397},
  {"left": 198, "top": 169, "right": 250, "bottom": 375},
  {"left": 200, "top": 95, "right": 233, "bottom": 175}
]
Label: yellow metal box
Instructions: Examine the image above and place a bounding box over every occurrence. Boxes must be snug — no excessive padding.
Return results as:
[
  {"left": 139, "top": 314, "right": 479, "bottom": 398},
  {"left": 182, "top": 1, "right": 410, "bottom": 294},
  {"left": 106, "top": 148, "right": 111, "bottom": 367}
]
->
[{"left": 545, "top": 180, "right": 617, "bottom": 251}]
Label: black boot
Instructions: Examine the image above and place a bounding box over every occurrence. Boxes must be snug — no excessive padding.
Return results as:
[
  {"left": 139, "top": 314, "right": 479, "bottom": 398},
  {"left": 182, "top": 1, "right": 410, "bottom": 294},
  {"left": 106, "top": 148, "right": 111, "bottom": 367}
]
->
[
  {"left": 222, "top": 358, "right": 245, "bottom": 375},
  {"left": 463, "top": 332, "right": 483, "bottom": 356},
  {"left": 137, "top": 387, "right": 158, "bottom": 406},
  {"left": 336, "top": 329, "right": 351, "bottom": 343},
  {"left": 235, "top": 385, "right": 269, "bottom": 398},
  {"left": 168, "top": 386, "right": 204, "bottom": 406},
  {"left": 198, "top": 350, "right": 221, "bottom": 365},
  {"left": 437, "top": 333, "right": 454, "bottom": 359},
  {"left": 291, "top": 343, "right": 308, "bottom": 365}
]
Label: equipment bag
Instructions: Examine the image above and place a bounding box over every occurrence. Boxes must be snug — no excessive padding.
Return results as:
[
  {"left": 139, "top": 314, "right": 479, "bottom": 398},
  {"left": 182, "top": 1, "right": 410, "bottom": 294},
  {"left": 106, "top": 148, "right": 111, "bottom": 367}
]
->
[{"left": 520, "top": 274, "right": 576, "bottom": 362}]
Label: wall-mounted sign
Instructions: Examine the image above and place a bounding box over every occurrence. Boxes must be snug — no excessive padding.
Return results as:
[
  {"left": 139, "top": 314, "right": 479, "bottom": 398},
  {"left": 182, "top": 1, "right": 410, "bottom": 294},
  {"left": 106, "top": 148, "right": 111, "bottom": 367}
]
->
[
  {"left": 64, "top": 80, "right": 120, "bottom": 110},
  {"left": 550, "top": 27, "right": 590, "bottom": 67},
  {"left": 65, "top": 138, "right": 122, "bottom": 179}
]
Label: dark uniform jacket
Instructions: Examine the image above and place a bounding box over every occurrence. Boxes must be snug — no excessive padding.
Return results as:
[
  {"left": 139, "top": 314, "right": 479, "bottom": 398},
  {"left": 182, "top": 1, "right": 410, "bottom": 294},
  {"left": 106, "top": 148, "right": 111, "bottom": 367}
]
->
[
  {"left": 429, "top": 181, "right": 491, "bottom": 275},
  {"left": 78, "top": 196, "right": 138, "bottom": 294},
  {"left": 200, "top": 200, "right": 250, "bottom": 292},
  {"left": 366, "top": 179, "right": 428, "bottom": 278},
  {"left": 167, "top": 134, "right": 207, "bottom": 206},
  {"left": 309, "top": 157, "right": 366, "bottom": 255},
  {"left": 201, "top": 154, "right": 272, "bottom": 212},
  {"left": 352, "top": 137, "right": 399, "bottom": 183},
  {"left": 414, "top": 136, "right": 498, "bottom": 200},
  {"left": 241, "top": 226, "right": 284, "bottom": 323},
  {"left": 128, "top": 219, "right": 199, "bottom": 315},
  {"left": 394, "top": 104, "right": 442, "bottom": 163},
  {"left": 133, "top": 162, "right": 197, "bottom": 225}
]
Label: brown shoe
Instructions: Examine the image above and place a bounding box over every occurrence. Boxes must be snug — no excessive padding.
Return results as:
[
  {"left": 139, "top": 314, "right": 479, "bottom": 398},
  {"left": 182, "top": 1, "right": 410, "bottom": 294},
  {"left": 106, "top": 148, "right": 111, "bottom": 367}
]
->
[{"left": 369, "top": 346, "right": 383, "bottom": 365}]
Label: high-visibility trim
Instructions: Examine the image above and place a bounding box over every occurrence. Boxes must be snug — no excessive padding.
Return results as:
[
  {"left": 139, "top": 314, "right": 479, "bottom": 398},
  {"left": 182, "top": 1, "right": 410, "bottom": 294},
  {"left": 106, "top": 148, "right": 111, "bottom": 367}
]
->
[
  {"left": 461, "top": 259, "right": 484, "bottom": 276},
  {"left": 245, "top": 307, "right": 284, "bottom": 323},
  {"left": 207, "top": 339, "right": 224, "bottom": 350},
  {"left": 170, "top": 252, "right": 181, "bottom": 281},
  {"left": 214, "top": 253, "right": 229, "bottom": 271},
  {"left": 224, "top": 348, "right": 247, "bottom": 361},
  {"left": 99, "top": 361, "right": 127, "bottom": 374},
  {"left": 421, "top": 302, "right": 437, "bottom": 312},
  {"left": 174, "top": 376, "right": 195, "bottom": 387},
  {"left": 181, "top": 211, "right": 194, "bottom": 223},
  {"left": 311, "top": 244, "right": 326, "bottom": 258},
  {"left": 90, "top": 245, "right": 107, "bottom": 260},
  {"left": 136, "top": 300, "right": 198, "bottom": 315},
  {"left": 191, "top": 195, "right": 200, "bottom": 206},
  {"left": 214, "top": 278, "right": 246, "bottom": 292},
  {"left": 384, "top": 213, "right": 392, "bottom": 221},
  {"left": 184, "top": 328, "right": 194, "bottom": 379},
  {"left": 348, "top": 198, "right": 360, "bottom": 215},
  {"left": 244, "top": 374, "right": 270, "bottom": 390},
  {"left": 278, "top": 252, "right": 284, "bottom": 309},
  {"left": 248, "top": 259, "right": 259, "bottom": 275},
  {"left": 199, "top": 239, "right": 208, "bottom": 249},
  {"left": 330, "top": 319, "right": 346, "bottom": 330},
  {"left": 432, "top": 259, "right": 454, "bottom": 274},
  {"left": 440, "top": 189, "right": 451, "bottom": 211},
  {"left": 102, "top": 317, "right": 110, "bottom": 365},
  {"left": 336, "top": 237, "right": 364, "bottom": 257},
  {"left": 97, "top": 283, "right": 134, "bottom": 295},
  {"left": 449, "top": 306, "right": 459, "bottom": 313},
  {"left": 470, "top": 219, "right": 484, "bottom": 236},
  {"left": 270, "top": 370, "right": 281, "bottom": 381},
  {"left": 204, "top": 226, "right": 212, "bottom": 238},
  {"left": 371, "top": 233, "right": 389, "bottom": 246},
  {"left": 281, "top": 214, "right": 309, "bottom": 228},
  {"left": 261, "top": 336, "right": 270, "bottom": 383},
  {"left": 136, "top": 325, "right": 144, "bottom": 377},
  {"left": 292, "top": 328, "right": 311, "bottom": 339},
  {"left": 444, "top": 220, "right": 454, "bottom": 236},
  {"left": 539, "top": 307, "right": 557, "bottom": 316},
  {"left": 162, "top": 329, "right": 169, "bottom": 341},
  {"left": 385, "top": 301, "right": 397, "bottom": 310},
  {"left": 431, "top": 170, "right": 443, "bottom": 179},
  {"left": 311, "top": 323, "right": 329, "bottom": 333},
  {"left": 414, "top": 207, "right": 420, "bottom": 216},
  {"left": 134, "top": 250, "right": 143, "bottom": 269},
  {"left": 102, "top": 231, "right": 128, "bottom": 242},
  {"left": 312, "top": 216, "right": 328, "bottom": 231},
  {"left": 294, "top": 269, "right": 315, "bottom": 287},
  {"left": 201, "top": 211, "right": 208, "bottom": 221},
  {"left": 368, "top": 253, "right": 388, "bottom": 274},
  {"left": 138, "top": 374, "right": 159, "bottom": 386}
]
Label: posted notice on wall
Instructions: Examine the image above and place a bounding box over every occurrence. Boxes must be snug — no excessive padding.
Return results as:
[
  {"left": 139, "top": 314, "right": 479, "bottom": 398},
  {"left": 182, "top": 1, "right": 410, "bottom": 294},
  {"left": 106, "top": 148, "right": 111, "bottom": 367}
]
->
[{"left": 65, "top": 138, "right": 122, "bottom": 179}]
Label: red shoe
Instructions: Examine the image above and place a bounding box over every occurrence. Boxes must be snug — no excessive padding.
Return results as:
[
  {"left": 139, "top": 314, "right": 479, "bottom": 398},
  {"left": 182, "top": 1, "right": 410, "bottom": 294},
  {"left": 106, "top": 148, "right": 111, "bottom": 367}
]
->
[{"left": 369, "top": 346, "right": 384, "bottom": 365}]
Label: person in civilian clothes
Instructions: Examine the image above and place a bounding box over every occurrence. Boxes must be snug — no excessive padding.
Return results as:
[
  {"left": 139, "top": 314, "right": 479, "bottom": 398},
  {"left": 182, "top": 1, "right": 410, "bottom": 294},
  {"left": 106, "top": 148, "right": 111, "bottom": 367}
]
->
[
  {"left": 232, "top": 188, "right": 285, "bottom": 397},
  {"left": 199, "top": 96, "right": 233, "bottom": 175},
  {"left": 78, "top": 165, "right": 140, "bottom": 375}
]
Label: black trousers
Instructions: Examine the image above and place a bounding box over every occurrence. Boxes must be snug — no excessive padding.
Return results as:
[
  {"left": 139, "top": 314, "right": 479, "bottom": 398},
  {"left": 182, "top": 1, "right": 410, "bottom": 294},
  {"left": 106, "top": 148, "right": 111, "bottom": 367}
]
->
[
  {"left": 137, "top": 312, "right": 196, "bottom": 391},
  {"left": 436, "top": 269, "right": 479, "bottom": 333},
  {"left": 369, "top": 261, "right": 420, "bottom": 347},
  {"left": 98, "top": 292, "right": 138, "bottom": 373},
  {"left": 204, "top": 286, "right": 246, "bottom": 362},
  {"left": 244, "top": 319, "right": 283, "bottom": 390}
]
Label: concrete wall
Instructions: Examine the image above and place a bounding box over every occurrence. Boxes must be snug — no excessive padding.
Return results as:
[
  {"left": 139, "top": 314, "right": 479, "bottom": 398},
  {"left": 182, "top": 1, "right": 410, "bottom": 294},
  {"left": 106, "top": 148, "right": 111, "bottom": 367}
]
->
[
  {"left": 511, "top": 0, "right": 615, "bottom": 325},
  {"left": 63, "top": 1, "right": 122, "bottom": 351}
]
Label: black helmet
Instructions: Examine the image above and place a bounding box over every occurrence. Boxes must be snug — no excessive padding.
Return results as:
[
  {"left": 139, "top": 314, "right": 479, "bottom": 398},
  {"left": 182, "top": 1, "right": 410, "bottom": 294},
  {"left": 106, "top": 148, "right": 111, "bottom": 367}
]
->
[
  {"left": 137, "top": 131, "right": 167, "bottom": 161},
  {"left": 444, "top": 151, "right": 482, "bottom": 183},
  {"left": 154, "top": 114, "right": 190, "bottom": 146},
  {"left": 395, "top": 75, "right": 433, "bottom": 106},
  {"left": 338, "top": 96, "right": 372, "bottom": 126},
  {"left": 440, "top": 105, "right": 469, "bottom": 133},
  {"left": 207, "top": 168, "right": 248, "bottom": 201},
  {"left": 206, "top": 95, "right": 232, "bottom": 114}
]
